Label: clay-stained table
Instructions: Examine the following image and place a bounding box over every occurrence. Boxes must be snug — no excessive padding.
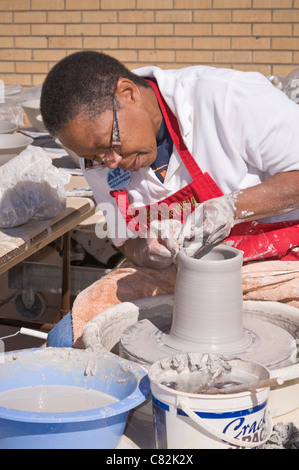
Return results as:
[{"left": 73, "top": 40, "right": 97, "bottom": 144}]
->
[{"left": 0, "top": 196, "right": 94, "bottom": 330}]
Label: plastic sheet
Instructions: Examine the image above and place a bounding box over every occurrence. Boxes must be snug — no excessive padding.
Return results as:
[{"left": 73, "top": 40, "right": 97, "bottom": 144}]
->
[
  {"left": 0, "top": 85, "right": 24, "bottom": 125},
  {"left": 282, "top": 67, "right": 299, "bottom": 104},
  {"left": 268, "top": 67, "right": 299, "bottom": 104},
  {"left": 0, "top": 145, "right": 69, "bottom": 228}
]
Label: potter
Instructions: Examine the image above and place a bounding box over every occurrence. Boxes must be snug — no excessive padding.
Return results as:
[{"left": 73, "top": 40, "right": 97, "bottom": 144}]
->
[{"left": 39, "top": 51, "right": 299, "bottom": 350}]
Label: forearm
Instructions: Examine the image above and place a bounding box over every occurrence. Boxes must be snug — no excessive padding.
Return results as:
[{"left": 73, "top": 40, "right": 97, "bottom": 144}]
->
[{"left": 233, "top": 171, "right": 299, "bottom": 223}]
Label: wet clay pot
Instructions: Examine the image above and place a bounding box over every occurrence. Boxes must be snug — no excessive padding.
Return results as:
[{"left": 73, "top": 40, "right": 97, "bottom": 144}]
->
[{"left": 164, "top": 244, "right": 245, "bottom": 353}]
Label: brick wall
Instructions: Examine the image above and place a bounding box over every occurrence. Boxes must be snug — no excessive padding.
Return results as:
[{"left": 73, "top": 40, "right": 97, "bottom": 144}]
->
[{"left": 1, "top": 0, "right": 299, "bottom": 88}]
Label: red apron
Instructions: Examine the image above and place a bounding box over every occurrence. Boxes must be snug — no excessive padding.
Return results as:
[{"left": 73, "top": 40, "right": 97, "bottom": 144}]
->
[{"left": 111, "top": 80, "right": 299, "bottom": 263}]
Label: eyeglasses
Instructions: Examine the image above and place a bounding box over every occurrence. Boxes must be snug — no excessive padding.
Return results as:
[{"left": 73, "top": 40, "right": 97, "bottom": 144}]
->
[{"left": 84, "top": 99, "right": 121, "bottom": 170}]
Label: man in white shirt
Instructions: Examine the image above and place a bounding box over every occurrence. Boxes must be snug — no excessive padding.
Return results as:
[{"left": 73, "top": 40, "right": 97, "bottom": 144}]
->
[{"left": 41, "top": 51, "right": 299, "bottom": 347}]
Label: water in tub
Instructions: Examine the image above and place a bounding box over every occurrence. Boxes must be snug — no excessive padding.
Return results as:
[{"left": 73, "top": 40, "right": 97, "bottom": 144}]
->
[
  {"left": 0, "top": 385, "right": 119, "bottom": 413},
  {"left": 161, "top": 371, "right": 248, "bottom": 394}
]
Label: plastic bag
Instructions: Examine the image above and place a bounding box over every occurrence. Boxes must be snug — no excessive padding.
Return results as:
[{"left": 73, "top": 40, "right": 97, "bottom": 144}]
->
[
  {"left": 282, "top": 67, "right": 299, "bottom": 104},
  {"left": 0, "top": 85, "right": 24, "bottom": 125},
  {"left": 22, "top": 84, "right": 42, "bottom": 102},
  {"left": 267, "top": 74, "right": 286, "bottom": 90},
  {"left": 268, "top": 68, "right": 299, "bottom": 104},
  {"left": 0, "top": 145, "right": 69, "bottom": 228}
]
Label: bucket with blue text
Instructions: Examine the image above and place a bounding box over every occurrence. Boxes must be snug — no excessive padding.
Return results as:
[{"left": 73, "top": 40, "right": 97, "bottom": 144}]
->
[{"left": 148, "top": 353, "right": 273, "bottom": 449}]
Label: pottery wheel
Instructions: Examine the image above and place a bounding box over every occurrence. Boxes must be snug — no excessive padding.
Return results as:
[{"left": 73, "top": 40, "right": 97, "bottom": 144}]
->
[{"left": 120, "top": 307, "right": 297, "bottom": 369}]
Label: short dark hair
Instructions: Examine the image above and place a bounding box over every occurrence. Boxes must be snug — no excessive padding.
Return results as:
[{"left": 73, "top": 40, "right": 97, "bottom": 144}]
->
[{"left": 40, "top": 50, "right": 150, "bottom": 136}]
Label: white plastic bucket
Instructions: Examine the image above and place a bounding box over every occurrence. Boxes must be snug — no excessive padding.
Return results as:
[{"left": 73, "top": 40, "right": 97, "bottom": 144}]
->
[{"left": 148, "top": 353, "right": 273, "bottom": 449}]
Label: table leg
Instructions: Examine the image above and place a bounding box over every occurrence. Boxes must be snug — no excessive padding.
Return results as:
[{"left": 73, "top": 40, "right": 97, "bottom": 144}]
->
[{"left": 60, "top": 231, "right": 70, "bottom": 318}]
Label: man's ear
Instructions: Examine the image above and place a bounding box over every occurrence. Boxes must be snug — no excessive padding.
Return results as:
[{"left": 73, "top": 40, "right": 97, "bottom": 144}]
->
[{"left": 115, "top": 78, "right": 141, "bottom": 105}]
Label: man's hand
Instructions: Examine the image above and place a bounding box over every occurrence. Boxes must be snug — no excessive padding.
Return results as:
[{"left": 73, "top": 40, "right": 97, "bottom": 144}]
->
[
  {"left": 120, "top": 235, "right": 174, "bottom": 269},
  {"left": 121, "top": 196, "right": 236, "bottom": 265},
  {"left": 178, "top": 196, "right": 236, "bottom": 257}
]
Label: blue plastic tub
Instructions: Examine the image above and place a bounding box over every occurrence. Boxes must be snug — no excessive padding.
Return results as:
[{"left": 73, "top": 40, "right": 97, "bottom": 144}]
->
[{"left": 0, "top": 347, "right": 150, "bottom": 449}]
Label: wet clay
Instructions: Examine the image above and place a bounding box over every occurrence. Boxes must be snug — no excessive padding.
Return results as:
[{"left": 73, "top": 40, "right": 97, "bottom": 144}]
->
[
  {"left": 164, "top": 245, "right": 247, "bottom": 352},
  {"left": 150, "top": 353, "right": 270, "bottom": 395}
]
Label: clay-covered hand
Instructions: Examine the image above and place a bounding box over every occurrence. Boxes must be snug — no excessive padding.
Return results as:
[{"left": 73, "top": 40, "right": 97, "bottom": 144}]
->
[
  {"left": 178, "top": 195, "right": 236, "bottom": 257},
  {"left": 146, "top": 238, "right": 174, "bottom": 267},
  {"left": 122, "top": 196, "right": 236, "bottom": 265},
  {"left": 122, "top": 231, "right": 175, "bottom": 269},
  {"left": 146, "top": 218, "right": 183, "bottom": 267}
]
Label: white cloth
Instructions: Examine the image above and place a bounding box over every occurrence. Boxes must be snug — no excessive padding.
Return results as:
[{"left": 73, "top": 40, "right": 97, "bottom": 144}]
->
[{"left": 81, "top": 66, "right": 299, "bottom": 247}]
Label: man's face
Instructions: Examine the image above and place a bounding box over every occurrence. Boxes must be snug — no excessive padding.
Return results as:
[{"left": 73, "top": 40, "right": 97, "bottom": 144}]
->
[{"left": 58, "top": 99, "right": 159, "bottom": 172}]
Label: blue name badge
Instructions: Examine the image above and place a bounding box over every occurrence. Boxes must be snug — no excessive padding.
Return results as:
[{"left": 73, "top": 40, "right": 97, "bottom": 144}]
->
[{"left": 107, "top": 168, "right": 132, "bottom": 190}]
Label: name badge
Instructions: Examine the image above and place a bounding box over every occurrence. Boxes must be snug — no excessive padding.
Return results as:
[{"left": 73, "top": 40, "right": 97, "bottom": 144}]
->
[{"left": 107, "top": 168, "right": 132, "bottom": 190}]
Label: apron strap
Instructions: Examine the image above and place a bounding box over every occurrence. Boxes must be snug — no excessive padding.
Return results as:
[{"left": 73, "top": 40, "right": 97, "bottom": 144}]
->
[
  {"left": 147, "top": 79, "right": 204, "bottom": 181},
  {"left": 110, "top": 189, "right": 139, "bottom": 233}
]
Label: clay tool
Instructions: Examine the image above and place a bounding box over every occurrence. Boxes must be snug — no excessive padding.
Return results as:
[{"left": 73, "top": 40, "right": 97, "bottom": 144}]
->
[
  {"left": 193, "top": 243, "right": 217, "bottom": 258},
  {"left": 202, "top": 376, "right": 284, "bottom": 395},
  {"left": 192, "top": 239, "right": 221, "bottom": 259}
]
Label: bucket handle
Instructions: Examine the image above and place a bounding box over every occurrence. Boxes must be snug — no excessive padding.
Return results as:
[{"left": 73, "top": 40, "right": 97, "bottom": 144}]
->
[{"left": 179, "top": 400, "right": 273, "bottom": 449}]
